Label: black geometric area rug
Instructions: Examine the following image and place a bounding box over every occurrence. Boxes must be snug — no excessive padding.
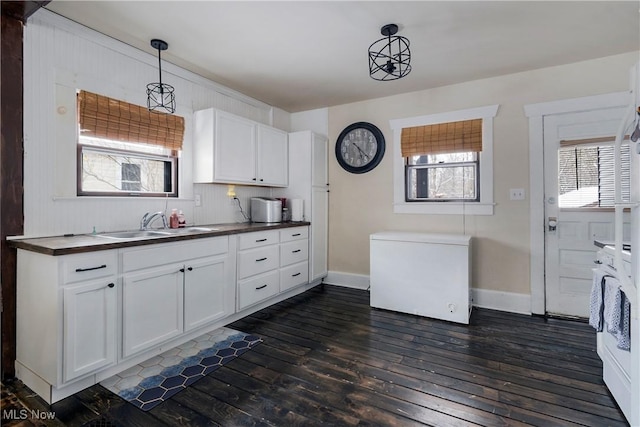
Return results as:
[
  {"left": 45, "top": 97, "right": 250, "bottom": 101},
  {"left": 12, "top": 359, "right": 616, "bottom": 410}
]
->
[{"left": 100, "top": 328, "right": 261, "bottom": 411}]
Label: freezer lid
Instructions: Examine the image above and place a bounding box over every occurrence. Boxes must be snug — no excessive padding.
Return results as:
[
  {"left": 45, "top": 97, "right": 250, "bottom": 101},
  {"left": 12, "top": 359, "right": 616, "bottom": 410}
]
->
[{"left": 370, "top": 231, "right": 471, "bottom": 246}]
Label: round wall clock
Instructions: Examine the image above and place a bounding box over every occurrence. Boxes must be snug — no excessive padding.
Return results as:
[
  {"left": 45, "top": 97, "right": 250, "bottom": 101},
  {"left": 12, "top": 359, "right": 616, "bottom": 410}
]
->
[{"left": 335, "top": 122, "right": 385, "bottom": 174}]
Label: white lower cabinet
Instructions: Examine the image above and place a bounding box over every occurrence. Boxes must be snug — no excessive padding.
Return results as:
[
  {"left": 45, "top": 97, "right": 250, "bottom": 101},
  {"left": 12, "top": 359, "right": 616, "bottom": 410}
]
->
[
  {"left": 121, "top": 237, "right": 233, "bottom": 358},
  {"left": 15, "top": 227, "right": 312, "bottom": 404},
  {"left": 238, "top": 270, "right": 280, "bottom": 310},
  {"left": 236, "top": 226, "right": 310, "bottom": 309},
  {"left": 184, "top": 254, "right": 231, "bottom": 331},
  {"left": 122, "top": 263, "right": 184, "bottom": 358},
  {"left": 63, "top": 276, "right": 117, "bottom": 383},
  {"left": 16, "top": 249, "right": 118, "bottom": 403}
]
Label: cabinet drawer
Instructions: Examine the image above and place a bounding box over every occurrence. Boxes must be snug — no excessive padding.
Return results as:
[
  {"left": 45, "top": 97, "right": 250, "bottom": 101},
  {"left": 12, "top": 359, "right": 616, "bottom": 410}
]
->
[
  {"left": 279, "top": 226, "right": 308, "bottom": 243},
  {"left": 122, "top": 237, "right": 228, "bottom": 273},
  {"left": 280, "top": 262, "right": 309, "bottom": 292},
  {"left": 63, "top": 251, "right": 118, "bottom": 284},
  {"left": 238, "top": 230, "right": 279, "bottom": 250},
  {"left": 238, "top": 245, "right": 279, "bottom": 279},
  {"left": 280, "top": 240, "right": 308, "bottom": 267},
  {"left": 238, "top": 270, "right": 279, "bottom": 310}
]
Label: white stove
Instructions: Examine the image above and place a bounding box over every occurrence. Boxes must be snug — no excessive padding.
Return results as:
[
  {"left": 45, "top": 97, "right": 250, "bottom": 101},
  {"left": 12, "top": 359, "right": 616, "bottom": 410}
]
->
[{"left": 596, "top": 244, "right": 631, "bottom": 278}]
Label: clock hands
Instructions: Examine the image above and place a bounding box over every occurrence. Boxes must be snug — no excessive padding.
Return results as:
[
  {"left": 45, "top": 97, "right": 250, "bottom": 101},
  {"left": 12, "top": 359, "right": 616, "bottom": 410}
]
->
[{"left": 352, "top": 143, "right": 370, "bottom": 161}]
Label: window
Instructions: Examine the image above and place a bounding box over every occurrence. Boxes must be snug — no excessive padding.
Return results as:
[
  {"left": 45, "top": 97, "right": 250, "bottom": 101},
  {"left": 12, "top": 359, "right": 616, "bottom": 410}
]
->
[
  {"left": 76, "top": 90, "right": 184, "bottom": 197},
  {"left": 558, "top": 140, "right": 630, "bottom": 208},
  {"left": 390, "top": 105, "right": 498, "bottom": 215},
  {"left": 406, "top": 152, "right": 479, "bottom": 202}
]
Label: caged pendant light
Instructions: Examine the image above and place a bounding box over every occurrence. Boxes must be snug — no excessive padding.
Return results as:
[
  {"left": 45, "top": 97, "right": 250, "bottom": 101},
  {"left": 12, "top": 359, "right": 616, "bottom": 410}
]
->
[
  {"left": 147, "top": 39, "right": 176, "bottom": 113},
  {"left": 368, "top": 24, "right": 412, "bottom": 81}
]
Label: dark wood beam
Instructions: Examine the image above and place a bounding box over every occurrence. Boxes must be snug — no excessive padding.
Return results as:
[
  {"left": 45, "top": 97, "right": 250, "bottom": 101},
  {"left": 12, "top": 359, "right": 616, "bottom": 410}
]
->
[
  {"left": 1, "top": 0, "right": 49, "bottom": 379},
  {"left": 1, "top": 1, "right": 50, "bottom": 22}
]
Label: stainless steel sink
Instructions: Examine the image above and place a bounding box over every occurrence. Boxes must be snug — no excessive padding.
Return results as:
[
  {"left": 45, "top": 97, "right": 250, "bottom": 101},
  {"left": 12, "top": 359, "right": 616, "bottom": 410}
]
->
[
  {"left": 95, "top": 230, "right": 173, "bottom": 239},
  {"left": 164, "top": 227, "right": 219, "bottom": 234},
  {"left": 94, "top": 227, "right": 219, "bottom": 240}
]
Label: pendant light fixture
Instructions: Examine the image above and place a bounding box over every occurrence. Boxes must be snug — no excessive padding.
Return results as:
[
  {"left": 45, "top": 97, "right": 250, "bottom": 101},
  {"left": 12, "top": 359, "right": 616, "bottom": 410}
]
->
[
  {"left": 368, "top": 24, "right": 412, "bottom": 81},
  {"left": 147, "top": 38, "right": 176, "bottom": 113}
]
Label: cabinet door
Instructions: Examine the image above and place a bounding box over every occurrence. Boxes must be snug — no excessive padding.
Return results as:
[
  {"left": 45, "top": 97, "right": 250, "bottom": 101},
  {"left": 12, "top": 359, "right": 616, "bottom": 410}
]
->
[
  {"left": 257, "top": 125, "right": 288, "bottom": 186},
  {"left": 63, "top": 278, "right": 116, "bottom": 382},
  {"left": 122, "top": 264, "right": 184, "bottom": 358},
  {"left": 184, "top": 255, "right": 233, "bottom": 331},
  {"left": 311, "top": 187, "right": 328, "bottom": 281},
  {"left": 214, "top": 110, "right": 256, "bottom": 184},
  {"left": 312, "top": 133, "right": 328, "bottom": 187}
]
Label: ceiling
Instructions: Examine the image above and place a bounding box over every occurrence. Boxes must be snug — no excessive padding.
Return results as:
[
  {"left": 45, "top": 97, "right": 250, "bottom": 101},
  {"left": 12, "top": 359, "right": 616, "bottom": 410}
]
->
[{"left": 43, "top": 1, "right": 640, "bottom": 113}]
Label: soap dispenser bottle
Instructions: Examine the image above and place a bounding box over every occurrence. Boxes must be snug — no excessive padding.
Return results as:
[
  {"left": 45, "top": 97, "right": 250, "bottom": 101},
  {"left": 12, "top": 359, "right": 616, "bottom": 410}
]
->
[
  {"left": 169, "top": 209, "right": 179, "bottom": 229},
  {"left": 177, "top": 210, "right": 186, "bottom": 228}
]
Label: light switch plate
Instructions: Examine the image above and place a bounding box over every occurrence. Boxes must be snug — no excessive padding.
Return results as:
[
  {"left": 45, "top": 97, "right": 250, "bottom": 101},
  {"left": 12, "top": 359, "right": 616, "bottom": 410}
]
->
[{"left": 510, "top": 188, "right": 525, "bottom": 200}]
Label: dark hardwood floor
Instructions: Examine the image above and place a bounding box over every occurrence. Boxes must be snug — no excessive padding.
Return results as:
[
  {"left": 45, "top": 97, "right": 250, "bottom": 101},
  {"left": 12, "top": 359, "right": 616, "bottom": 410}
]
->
[{"left": 1, "top": 284, "right": 628, "bottom": 426}]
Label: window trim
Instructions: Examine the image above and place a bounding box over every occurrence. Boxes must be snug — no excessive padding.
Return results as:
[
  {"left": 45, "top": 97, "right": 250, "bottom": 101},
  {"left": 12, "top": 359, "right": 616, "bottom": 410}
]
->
[
  {"left": 390, "top": 104, "right": 499, "bottom": 215},
  {"left": 77, "top": 143, "right": 179, "bottom": 197}
]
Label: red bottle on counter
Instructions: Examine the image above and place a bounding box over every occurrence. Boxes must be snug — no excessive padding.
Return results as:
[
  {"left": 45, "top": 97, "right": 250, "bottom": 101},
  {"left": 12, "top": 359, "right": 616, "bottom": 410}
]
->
[{"left": 169, "top": 209, "right": 179, "bottom": 229}]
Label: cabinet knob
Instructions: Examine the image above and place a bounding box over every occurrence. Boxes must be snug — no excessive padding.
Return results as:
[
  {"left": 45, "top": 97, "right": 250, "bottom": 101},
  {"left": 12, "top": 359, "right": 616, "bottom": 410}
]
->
[
  {"left": 107, "top": 283, "right": 115, "bottom": 288},
  {"left": 259, "top": 179, "right": 264, "bottom": 182},
  {"left": 180, "top": 268, "right": 185, "bottom": 273},
  {"left": 252, "top": 178, "right": 257, "bottom": 181},
  {"left": 187, "top": 267, "right": 193, "bottom": 271}
]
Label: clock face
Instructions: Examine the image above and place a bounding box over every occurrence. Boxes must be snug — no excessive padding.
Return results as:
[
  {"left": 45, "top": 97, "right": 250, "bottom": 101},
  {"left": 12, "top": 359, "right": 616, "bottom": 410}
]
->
[{"left": 336, "top": 122, "right": 385, "bottom": 174}]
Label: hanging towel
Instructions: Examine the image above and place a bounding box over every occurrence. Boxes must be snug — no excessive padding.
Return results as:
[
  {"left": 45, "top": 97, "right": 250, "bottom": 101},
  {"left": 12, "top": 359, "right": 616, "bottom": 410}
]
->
[
  {"left": 589, "top": 269, "right": 608, "bottom": 331},
  {"left": 616, "top": 292, "right": 631, "bottom": 351},
  {"left": 603, "top": 276, "right": 623, "bottom": 335}
]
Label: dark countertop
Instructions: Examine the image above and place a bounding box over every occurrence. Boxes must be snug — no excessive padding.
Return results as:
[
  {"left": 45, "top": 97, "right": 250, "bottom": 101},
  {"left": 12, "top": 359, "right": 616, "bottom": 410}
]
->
[{"left": 8, "top": 222, "right": 311, "bottom": 256}]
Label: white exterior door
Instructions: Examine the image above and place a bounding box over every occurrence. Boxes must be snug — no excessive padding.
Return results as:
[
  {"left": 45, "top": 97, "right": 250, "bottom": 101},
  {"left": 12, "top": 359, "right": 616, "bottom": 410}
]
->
[{"left": 544, "top": 107, "right": 628, "bottom": 317}]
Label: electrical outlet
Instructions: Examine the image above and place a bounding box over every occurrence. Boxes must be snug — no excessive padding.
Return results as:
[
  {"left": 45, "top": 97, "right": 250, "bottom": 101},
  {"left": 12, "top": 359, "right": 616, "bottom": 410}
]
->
[
  {"left": 509, "top": 188, "right": 525, "bottom": 201},
  {"left": 194, "top": 194, "right": 201, "bottom": 207}
]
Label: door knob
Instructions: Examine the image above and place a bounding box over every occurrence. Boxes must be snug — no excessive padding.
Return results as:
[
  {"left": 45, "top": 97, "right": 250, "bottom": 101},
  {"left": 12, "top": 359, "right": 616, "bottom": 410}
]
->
[{"left": 548, "top": 217, "right": 557, "bottom": 232}]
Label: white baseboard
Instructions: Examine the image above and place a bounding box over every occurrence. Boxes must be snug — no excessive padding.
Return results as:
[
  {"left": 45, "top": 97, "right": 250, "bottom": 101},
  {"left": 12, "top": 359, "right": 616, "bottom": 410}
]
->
[
  {"left": 471, "top": 288, "right": 531, "bottom": 315},
  {"left": 325, "top": 270, "right": 532, "bottom": 315},
  {"left": 324, "top": 271, "right": 370, "bottom": 290}
]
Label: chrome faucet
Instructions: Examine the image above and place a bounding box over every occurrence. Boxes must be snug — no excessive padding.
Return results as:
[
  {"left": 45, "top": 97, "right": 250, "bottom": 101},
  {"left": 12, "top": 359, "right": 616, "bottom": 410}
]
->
[{"left": 140, "top": 211, "right": 168, "bottom": 230}]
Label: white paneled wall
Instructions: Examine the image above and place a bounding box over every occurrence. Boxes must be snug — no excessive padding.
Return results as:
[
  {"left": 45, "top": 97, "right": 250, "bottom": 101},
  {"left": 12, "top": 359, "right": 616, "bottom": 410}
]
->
[
  {"left": 22, "top": 10, "right": 289, "bottom": 238},
  {"left": 192, "top": 184, "right": 272, "bottom": 225}
]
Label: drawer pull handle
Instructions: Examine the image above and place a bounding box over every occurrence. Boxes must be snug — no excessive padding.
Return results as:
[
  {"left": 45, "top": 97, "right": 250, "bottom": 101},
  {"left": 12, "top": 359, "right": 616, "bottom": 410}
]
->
[
  {"left": 292, "top": 273, "right": 301, "bottom": 277},
  {"left": 256, "top": 238, "right": 268, "bottom": 242},
  {"left": 594, "top": 260, "right": 602, "bottom": 264},
  {"left": 256, "top": 284, "right": 268, "bottom": 290},
  {"left": 292, "top": 249, "right": 301, "bottom": 253},
  {"left": 107, "top": 283, "right": 115, "bottom": 288},
  {"left": 75, "top": 264, "right": 107, "bottom": 272},
  {"left": 256, "top": 257, "right": 268, "bottom": 262},
  {"left": 292, "top": 233, "right": 301, "bottom": 237}
]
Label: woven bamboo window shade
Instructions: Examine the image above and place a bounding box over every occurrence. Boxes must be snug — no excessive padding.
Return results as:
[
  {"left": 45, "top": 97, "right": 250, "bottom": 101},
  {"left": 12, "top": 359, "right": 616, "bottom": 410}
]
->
[
  {"left": 77, "top": 90, "right": 185, "bottom": 151},
  {"left": 401, "top": 119, "right": 482, "bottom": 157}
]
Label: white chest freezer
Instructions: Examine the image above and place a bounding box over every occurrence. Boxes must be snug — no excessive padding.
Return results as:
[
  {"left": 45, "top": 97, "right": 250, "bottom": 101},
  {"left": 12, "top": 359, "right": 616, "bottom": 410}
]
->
[{"left": 369, "top": 231, "right": 472, "bottom": 324}]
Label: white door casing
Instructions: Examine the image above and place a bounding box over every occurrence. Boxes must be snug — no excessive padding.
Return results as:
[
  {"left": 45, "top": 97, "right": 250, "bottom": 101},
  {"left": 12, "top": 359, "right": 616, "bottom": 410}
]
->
[{"left": 525, "top": 91, "right": 629, "bottom": 316}]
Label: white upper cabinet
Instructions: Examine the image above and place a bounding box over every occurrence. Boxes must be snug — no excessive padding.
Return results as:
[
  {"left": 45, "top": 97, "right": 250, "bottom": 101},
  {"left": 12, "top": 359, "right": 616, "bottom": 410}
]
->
[
  {"left": 194, "top": 108, "right": 288, "bottom": 187},
  {"left": 257, "top": 125, "right": 288, "bottom": 186}
]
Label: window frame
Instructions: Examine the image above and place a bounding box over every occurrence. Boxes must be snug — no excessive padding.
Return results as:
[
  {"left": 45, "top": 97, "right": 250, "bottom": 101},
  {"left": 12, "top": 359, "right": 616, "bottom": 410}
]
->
[
  {"left": 77, "top": 143, "right": 179, "bottom": 198},
  {"left": 390, "top": 104, "right": 499, "bottom": 215}
]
